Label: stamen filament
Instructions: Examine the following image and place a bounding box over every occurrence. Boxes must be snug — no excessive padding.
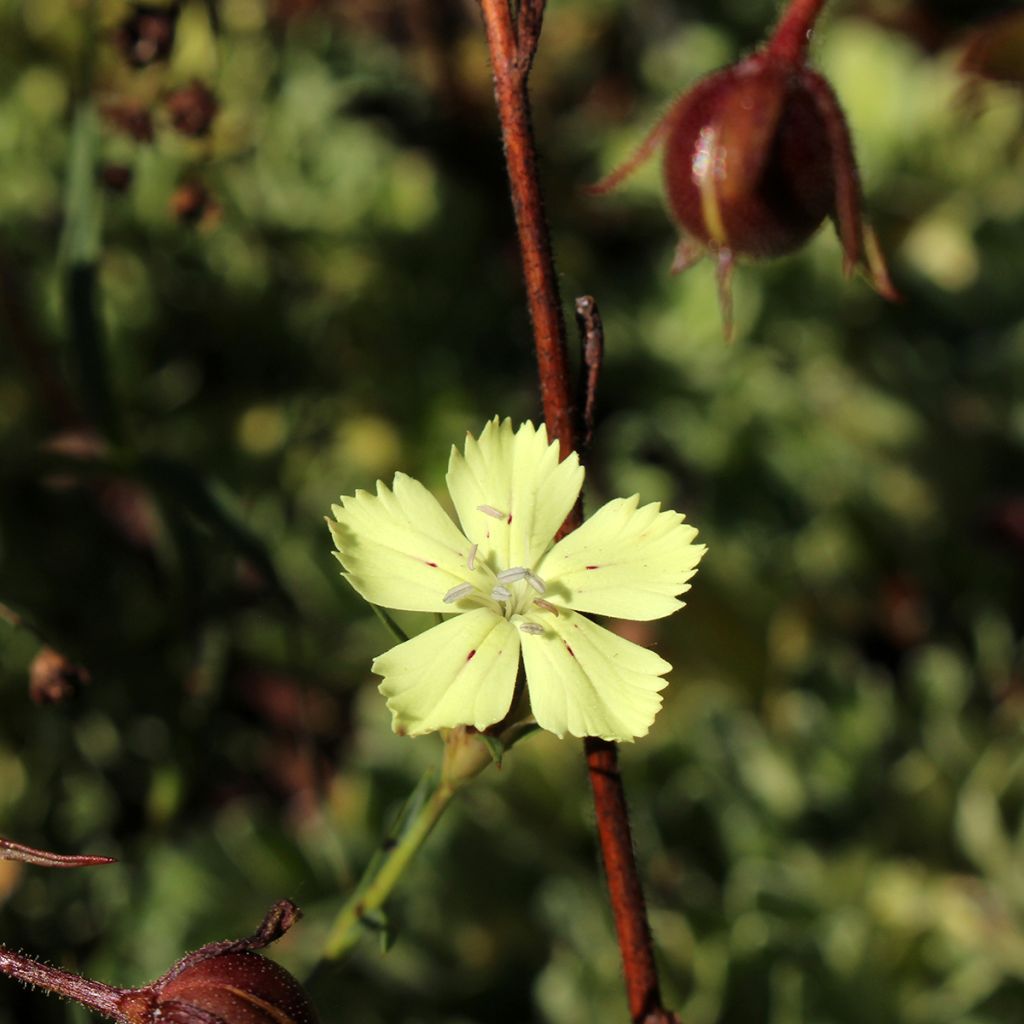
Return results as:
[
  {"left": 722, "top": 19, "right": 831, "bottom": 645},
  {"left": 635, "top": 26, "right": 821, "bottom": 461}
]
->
[
  {"left": 467, "top": 544, "right": 478, "bottom": 570},
  {"left": 490, "top": 585, "right": 512, "bottom": 601},
  {"left": 477, "top": 504, "right": 507, "bottom": 520},
  {"left": 444, "top": 583, "right": 475, "bottom": 604},
  {"left": 526, "top": 572, "right": 546, "bottom": 593}
]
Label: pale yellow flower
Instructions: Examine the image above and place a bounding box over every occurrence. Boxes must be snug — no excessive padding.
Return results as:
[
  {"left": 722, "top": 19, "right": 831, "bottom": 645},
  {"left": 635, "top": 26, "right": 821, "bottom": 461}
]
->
[{"left": 328, "top": 418, "right": 705, "bottom": 742}]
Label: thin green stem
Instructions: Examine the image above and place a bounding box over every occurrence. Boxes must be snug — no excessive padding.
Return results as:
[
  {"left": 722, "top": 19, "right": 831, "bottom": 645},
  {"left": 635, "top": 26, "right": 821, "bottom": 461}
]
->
[
  {"left": 369, "top": 603, "right": 410, "bottom": 644},
  {"left": 322, "top": 772, "right": 457, "bottom": 959}
]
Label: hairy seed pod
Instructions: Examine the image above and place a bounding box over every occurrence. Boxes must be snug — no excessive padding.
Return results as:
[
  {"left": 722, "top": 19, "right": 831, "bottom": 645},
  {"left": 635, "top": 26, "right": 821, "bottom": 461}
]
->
[{"left": 0, "top": 901, "right": 319, "bottom": 1024}]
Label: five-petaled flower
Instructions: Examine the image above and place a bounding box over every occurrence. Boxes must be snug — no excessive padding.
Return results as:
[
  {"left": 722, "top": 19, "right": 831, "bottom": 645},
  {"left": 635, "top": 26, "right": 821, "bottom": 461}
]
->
[{"left": 327, "top": 419, "right": 706, "bottom": 742}]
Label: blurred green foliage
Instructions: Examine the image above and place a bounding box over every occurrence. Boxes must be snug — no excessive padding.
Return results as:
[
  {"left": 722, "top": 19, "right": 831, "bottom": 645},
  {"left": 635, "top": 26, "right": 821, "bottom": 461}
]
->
[{"left": 1, "top": 0, "right": 1024, "bottom": 1022}]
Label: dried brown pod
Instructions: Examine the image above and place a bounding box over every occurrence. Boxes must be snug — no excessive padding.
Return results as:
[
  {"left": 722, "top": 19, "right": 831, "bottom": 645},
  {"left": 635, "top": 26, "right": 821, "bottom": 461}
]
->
[
  {"left": 29, "top": 646, "right": 92, "bottom": 704},
  {"left": 171, "top": 180, "right": 221, "bottom": 227},
  {"left": 166, "top": 80, "right": 219, "bottom": 138},
  {"left": 115, "top": 3, "right": 181, "bottom": 68}
]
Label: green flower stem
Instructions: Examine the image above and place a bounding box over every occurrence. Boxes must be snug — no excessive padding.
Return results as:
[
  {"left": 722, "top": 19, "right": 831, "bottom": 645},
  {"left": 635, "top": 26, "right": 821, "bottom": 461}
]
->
[
  {"left": 369, "top": 603, "right": 409, "bottom": 644},
  {"left": 322, "top": 772, "right": 458, "bottom": 959}
]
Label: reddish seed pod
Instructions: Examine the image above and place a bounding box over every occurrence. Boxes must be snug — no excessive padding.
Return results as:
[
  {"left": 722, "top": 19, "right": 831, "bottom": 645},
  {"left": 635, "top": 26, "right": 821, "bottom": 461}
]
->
[
  {"left": 120, "top": 901, "right": 319, "bottom": 1024},
  {"left": 122, "top": 950, "right": 318, "bottom": 1024},
  {"left": 589, "top": 0, "right": 896, "bottom": 336},
  {"left": 0, "top": 901, "right": 318, "bottom": 1024},
  {"left": 663, "top": 61, "right": 834, "bottom": 261}
]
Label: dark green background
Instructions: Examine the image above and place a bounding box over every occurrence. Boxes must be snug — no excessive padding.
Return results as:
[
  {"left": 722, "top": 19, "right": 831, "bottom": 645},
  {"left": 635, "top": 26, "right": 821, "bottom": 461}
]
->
[{"left": 1, "top": 1, "right": 1023, "bottom": 1022}]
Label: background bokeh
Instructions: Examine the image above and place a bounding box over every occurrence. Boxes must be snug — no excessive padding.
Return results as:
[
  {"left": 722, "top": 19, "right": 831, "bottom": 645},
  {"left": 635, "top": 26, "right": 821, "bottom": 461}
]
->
[{"left": 1, "top": 0, "right": 1024, "bottom": 1022}]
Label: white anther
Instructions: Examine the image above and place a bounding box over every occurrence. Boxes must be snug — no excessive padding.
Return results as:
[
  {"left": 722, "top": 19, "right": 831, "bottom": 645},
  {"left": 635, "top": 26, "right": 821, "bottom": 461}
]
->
[
  {"left": 526, "top": 572, "right": 546, "bottom": 594},
  {"left": 520, "top": 623, "right": 545, "bottom": 635},
  {"left": 477, "top": 504, "right": 507, "bottom": 520},
  {"left": 490, "top": 584, "right": 512, "bottom": 601},
  {"left": 444, "top": 583, "right": 475, "bottom": 604},
  {"left": 497, "top": 567, "right": 529, "bottom": 583},
  {"left": 533, "top": 598, "right": 559, "bottom": 615},
  {"left": 466, "top": 544, "right": 478, "bottom": 571}
]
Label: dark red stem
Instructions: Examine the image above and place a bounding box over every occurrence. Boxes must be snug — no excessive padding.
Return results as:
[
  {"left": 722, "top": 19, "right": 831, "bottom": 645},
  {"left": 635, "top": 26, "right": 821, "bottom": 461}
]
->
[
  {"left": 0, "top": 835, "right": 114, "bottom": 868},
  {"left": 477, "top": 0, "right": 574, "bottom": 459},
  {"left": 478, "top": 3, "right": 673, "bottom": 1021},
  {"left": 0, "top": 947, "right": 128, "bottom": 1022},
  {"left": 767, "top": 0, "right": 829, "bottom": 64}
]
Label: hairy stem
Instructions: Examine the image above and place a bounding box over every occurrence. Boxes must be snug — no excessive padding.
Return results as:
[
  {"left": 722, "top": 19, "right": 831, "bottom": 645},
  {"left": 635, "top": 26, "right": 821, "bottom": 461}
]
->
[
  {"left": 0, "top": 947, "right": 127, "bottom": 1022},
  {"left": 477, "top": 3, "right": 673, "bottom": 1020},
  {"left": 767, "top": 0, "right": 829, "bottom": 64}
]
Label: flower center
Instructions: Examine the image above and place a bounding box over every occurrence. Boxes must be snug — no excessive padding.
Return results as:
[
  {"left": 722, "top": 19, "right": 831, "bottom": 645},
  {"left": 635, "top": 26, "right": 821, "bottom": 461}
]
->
[
  {"left": 443, "top": 563, "right": 548, "bottom": 621},
  {"left": 439, "top": 504, "right": 558, "bottom": 631}
]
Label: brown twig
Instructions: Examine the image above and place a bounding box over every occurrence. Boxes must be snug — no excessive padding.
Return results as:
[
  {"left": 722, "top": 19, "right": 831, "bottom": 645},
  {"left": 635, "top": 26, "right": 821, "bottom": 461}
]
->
[
  {"left": 0, "top": 835, "right": 114, "bottom": 869},
  {"left": 0, "top": 948, "right": 125, "bottom": 1021},
  {"left": 477, "top": 0, "right": 574, "bottom": 459},
  {"left": 478, "top": 3, "right": 674, "bottom": 1021},
  {"left": 767, "top": 0, "right": 829, "bottom": 64},
  {"left": 574, "top": 295, "right": 604, "bottom": 454}
]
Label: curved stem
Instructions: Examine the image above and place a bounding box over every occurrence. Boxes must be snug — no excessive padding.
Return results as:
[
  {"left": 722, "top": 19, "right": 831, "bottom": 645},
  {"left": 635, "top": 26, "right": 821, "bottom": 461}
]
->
[
  {"left": 0, "top": 947, "right": 128, "bottom": 1022},
  {"left": 323, "top": 773, "right": 457, "bottom": 959},
  {"left": 767, "top": 0, "right": 829, "bottom": 64}
]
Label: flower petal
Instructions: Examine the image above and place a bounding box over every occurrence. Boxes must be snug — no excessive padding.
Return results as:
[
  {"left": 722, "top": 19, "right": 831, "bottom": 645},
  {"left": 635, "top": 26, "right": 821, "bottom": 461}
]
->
[
  {"left": 537, "top": 496, "right": 706, "bottom": 621},
  {"left": 374, "top": 609, "right": 520, "bottom": 735},
  {"left": 519, "top": 610, "right": 670, "bottom": 741},
  {"left": 446, "top": 419, "right": 584, "bottom": 572},
  {"left": 329, "top": 473, "right": 479, "bottom": 613}
]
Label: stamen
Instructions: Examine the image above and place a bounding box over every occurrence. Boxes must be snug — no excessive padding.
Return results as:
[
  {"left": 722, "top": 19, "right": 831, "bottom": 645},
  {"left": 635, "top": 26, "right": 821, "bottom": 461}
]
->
[
  {"left": 490, "top": 584, "right": 512, "bottom": 601},
  {"left": 478, "top": 504, "right": 507, "bottom": 520},
  {"left": 497, "top": 567, "right": 529, "bottom": 583},
  {"left": 526, "top": 572, "right": 546, "bottom": 594},
  {"left": 533, "top": 598, "right": 559, "bottom": 615},
  {"left": 520, "top": 623, "right": 545, "bottom": 635},
  {"left": 466, "top": 544, "right": 478, "bottom": 571},
  {"left": 444, "top": 583, "right": 475, "bottom": 604}
]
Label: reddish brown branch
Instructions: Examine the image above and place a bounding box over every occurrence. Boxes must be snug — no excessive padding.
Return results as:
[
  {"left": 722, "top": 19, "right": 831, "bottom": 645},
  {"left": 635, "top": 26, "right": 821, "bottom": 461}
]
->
[
  {"left": 0, "top": 835, "right": 113, "bottom": 868},
  {"left": 574, "top": 295, "right": 604, "bottom": 454},
  {"left": 767, "top": 0, "right": 829, "bottom": 64},
  {"left": 478, "top": 0, "right": 574, "bottom": 458},
  {"left": 0, "top": 948, "right": 126, "bottom": 1020},
  {"left": 478, "top": 3, "right": 673, "bottom": 1021}
]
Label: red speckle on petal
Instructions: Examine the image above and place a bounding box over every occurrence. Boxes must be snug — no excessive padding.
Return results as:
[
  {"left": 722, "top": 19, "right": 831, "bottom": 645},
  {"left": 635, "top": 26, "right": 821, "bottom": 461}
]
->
[
  {"left": 585, "top": 565, "right": 599, "bottom": 570},
  {"left": 425, "top": 561, "right": 438, "bottom": 568},
  {"left": 466, "top": 649, "right": 476, "bottom": 661},
  {"left": 564, "top": 643, "right": 576, "bottom": 658},
  {"left": 507, "top": 514, "right": 513, "bottom": 524}
]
